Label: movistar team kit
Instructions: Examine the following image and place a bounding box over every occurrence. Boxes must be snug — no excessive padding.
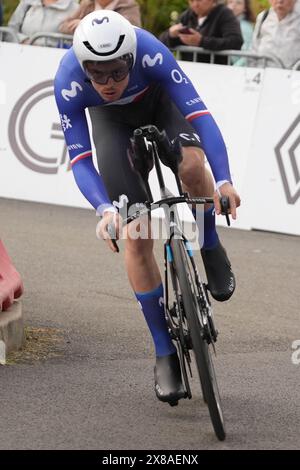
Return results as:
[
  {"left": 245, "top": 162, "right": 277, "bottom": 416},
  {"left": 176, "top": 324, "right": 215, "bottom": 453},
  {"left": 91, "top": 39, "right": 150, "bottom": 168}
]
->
[
  {"left": 54, "top": 24, "right": 231, "bottom": 215},
  {"left": 54, "top": 11, "right": 236, "bottom": 405}
]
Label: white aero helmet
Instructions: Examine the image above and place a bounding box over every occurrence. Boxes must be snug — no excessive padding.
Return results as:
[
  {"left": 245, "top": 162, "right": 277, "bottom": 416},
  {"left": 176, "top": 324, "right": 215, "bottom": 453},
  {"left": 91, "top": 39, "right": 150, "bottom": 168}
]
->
[{"left": 73, "top": 10, "right": 137, "bottom": 70}]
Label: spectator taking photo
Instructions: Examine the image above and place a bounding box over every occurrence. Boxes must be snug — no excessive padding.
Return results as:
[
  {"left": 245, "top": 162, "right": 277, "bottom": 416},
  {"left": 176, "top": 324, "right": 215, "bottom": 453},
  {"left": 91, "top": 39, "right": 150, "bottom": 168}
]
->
[{"left": 159, "top": 0, "right": 243, "bottom": 64}]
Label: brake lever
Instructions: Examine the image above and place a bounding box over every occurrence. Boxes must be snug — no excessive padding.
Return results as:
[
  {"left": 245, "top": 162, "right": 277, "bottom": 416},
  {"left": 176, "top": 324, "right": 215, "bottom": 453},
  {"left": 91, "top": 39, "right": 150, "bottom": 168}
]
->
[
  {"left": 220, "top": 196, "right": 231, "bottom": 227},
  {"left": 107, "top": 222, "right": 120, "bottom": 253}
]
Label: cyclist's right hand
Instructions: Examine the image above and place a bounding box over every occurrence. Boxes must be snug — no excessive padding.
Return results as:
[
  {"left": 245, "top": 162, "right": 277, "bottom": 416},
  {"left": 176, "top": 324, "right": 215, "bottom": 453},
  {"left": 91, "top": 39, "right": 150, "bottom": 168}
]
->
[{"left": 96, "top": 210, "right": 122, "bottom": 253}]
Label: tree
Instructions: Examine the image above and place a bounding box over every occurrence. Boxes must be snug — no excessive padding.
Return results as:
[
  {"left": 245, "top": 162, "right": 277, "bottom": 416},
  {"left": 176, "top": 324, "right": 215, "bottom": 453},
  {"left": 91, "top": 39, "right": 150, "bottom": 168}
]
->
[
  {"left": 138, "top": 0, "right": 186, "bottom": 35},
  {"left": 3, "top": 0, "right": 19, "bottom": 25}
]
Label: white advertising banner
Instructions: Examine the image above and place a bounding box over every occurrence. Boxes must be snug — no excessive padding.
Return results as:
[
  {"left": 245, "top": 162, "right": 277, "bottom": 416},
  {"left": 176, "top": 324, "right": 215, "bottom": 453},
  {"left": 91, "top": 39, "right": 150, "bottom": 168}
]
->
[
  {"left": 0, "top": 43, "right": 299, "bottom": 235},
  {"left": 0, "top": 43, "right": 90, "bottom": 209},
  {"left": 245, "top": 68, "right": 300, "bottom": 235},
  {"left": 180, "top": 61, "right": 264, "bottom": 230}
]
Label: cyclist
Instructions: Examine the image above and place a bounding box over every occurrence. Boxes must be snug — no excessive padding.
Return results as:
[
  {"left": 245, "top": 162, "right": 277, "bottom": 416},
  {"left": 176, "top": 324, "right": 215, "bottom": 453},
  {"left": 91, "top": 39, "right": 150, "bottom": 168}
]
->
[{"left": 54, "top": 10, "right": 240, "bottom": 404}]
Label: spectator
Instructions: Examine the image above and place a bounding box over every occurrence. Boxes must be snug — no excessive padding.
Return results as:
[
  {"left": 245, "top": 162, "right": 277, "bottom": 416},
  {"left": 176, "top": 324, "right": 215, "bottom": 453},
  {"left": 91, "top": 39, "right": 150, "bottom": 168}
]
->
[
  {"left": 249, "top": 0, "right": 300, "bottom": 68},
  {"left": 227, "top": 0, "right": 254, "bottom": 52},
  {"left": 159, "top": 0, "right": 243, "bottom": 64},
  {"left": 59, "top": 0, "right": 141, "bottom": 35},
  {"left": 8, "top": 0, "right": 79, "bottom": 46}
]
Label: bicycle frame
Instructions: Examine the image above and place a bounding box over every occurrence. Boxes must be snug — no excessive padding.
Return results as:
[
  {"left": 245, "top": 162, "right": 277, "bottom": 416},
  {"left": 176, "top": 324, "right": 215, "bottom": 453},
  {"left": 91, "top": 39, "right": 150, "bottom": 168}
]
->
[
  {"left": 122, "top": 125, "right": 227, "bottom": 439},
  {"left": 126, "top": 127, "right": 214, "bottom": 354},
  {"left": 123, "top": 126, "right": 215, "bottom": 334}
]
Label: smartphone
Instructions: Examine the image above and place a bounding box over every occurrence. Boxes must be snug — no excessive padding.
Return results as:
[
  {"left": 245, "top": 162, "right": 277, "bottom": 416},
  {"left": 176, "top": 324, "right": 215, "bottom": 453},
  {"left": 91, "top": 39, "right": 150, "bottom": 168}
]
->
[{"left": 179, "top": 27, "right": 193, "bottom": 34}]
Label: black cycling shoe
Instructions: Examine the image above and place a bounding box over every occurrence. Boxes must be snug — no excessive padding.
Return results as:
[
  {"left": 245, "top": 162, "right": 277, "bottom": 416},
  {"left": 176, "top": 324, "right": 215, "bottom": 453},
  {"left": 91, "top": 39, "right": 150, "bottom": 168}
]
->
[
  {"left": 154, "top": 352, "right": 186, "bottom": 405},
  {"left": 201, "top": 240, "right": 235, "bottom": 302}
]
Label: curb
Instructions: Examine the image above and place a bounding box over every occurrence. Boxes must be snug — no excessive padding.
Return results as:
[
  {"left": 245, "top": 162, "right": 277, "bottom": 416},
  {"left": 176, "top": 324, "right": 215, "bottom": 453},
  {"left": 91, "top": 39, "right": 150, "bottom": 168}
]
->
[{"left": 0, "top": 301, "right": 25, "bottom": 363}]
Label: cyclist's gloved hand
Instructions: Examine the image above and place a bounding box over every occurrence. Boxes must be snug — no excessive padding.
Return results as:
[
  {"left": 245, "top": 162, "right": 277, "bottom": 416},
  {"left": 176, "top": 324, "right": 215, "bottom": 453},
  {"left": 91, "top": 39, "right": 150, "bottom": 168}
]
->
[
  {"left": 213, "top": 182, "right": 241, "bottom": 220},
  {"left": 96, "top": 210, "right": 122, "bottom": 253}
]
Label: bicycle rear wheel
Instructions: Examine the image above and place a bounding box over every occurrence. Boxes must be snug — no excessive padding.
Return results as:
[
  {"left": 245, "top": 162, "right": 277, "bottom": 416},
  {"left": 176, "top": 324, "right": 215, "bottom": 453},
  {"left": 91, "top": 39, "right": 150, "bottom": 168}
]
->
[{"left": 171, "top": 238, "right": 226, "bottom": 441}]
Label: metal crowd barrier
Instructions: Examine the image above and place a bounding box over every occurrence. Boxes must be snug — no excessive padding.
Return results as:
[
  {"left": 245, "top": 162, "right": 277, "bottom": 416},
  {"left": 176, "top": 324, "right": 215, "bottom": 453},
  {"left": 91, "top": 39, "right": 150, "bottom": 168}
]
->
[
  {"left": 292, "top": 60, "right": 300, "bottom": 71},
  {"left": 28, "top": 32, "right": 73, "bottom": 48},
  {"left": 0, "top": 26, "right": 19, "bottom": 43},
  {"left": 0, "top": 29, "right": 72, "bottom": 48},
  {"left": 173, "top": 46, "right": 285, "bottom": 69}
]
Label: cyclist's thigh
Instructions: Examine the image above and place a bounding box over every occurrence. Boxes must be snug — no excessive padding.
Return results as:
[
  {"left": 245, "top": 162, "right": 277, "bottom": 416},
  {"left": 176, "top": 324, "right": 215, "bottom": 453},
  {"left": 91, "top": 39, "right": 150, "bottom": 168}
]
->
[{"left": 88, "top": 106, "right": 148, "bottom": 208}]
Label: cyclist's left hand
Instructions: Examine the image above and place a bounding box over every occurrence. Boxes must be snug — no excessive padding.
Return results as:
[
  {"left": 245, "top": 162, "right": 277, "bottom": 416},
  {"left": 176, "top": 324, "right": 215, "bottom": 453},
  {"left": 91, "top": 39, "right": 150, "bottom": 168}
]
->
[
  {"left": 213, "top": 182, "right": 241, "bottom": 220},
  {"left": 96, "top": 210, "right": 123, "bottom": 253}
]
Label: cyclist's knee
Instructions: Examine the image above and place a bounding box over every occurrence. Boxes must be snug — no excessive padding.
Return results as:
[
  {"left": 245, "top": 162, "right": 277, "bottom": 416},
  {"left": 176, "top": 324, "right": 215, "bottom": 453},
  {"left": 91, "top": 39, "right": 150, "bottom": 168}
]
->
[
  {"left": 125, "top": 236, "right": 154, "bottom": 258},
  {"left": 179, "top": 147, "right": 205, "bottom": 188},
  {"left": 125, "top": 218, "right": 154, "bottom": 256}
]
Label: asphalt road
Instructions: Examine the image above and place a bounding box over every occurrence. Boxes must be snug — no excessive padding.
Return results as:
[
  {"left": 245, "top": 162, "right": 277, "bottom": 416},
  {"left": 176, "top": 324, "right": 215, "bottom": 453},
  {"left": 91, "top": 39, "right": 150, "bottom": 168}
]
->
[{"left": 0, "top": 197, "right": 299, "bottom": 450}]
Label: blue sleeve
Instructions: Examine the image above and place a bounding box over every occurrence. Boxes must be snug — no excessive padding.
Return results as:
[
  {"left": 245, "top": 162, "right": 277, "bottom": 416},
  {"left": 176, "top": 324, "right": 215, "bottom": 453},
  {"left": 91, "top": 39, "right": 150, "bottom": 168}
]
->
[
  {"left": 54, "top": 64, "right": 113, "bottom": 214},
  {"left": 139, "top": 31, "right": 232, "bottom": 184}
]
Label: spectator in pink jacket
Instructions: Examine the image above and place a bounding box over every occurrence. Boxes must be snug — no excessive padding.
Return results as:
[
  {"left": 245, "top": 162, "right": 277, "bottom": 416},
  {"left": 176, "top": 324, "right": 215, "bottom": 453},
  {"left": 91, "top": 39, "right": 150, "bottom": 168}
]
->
[{"left": 59, "top": 0, "right": 141, "bottom": 34}]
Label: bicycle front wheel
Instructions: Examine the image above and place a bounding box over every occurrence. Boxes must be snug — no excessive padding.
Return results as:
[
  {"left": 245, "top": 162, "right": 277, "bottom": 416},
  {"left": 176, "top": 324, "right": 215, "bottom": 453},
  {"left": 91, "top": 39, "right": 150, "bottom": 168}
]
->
[{"left": 171, "top": 238, "right": 226, "bottom": 441}]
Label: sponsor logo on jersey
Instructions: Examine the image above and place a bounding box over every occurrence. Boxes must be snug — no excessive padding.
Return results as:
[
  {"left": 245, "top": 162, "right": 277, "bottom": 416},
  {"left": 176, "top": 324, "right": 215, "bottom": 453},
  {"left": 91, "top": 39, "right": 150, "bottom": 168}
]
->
[
  {"left": 59, "top": 114, "right": 72, "bottom": 131},
  {"left": 61, "top": 82, "right": 83, "bottom": 102},
  {"left": 171, "top": 69, "right": 189, "bottom": 84},
  {"left": 186, "top": 97, "right": 202, "bottom": 106},
  {"left": 142, "top": 53, "right": 163, "bottom": 68},
  {"left": 67, "top": 143, "right": 84, "bottom": 151},
  {"left": 179, "top": 132, "right": 201, "bottom": 143}
]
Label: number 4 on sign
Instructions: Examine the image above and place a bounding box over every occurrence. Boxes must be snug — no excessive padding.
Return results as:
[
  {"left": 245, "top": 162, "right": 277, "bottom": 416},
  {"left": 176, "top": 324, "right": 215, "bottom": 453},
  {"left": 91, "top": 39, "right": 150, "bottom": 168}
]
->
[
  {"left": 244, "top": 70, "right": 263, "bottom": 90},
  {"left": 252, "top": 72, "right": 261, "bottom": 84}
]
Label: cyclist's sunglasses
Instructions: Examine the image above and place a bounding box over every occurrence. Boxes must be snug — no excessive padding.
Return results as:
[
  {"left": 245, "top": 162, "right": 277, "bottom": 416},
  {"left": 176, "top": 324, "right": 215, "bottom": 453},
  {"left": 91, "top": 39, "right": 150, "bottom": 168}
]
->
[{"left": 84, "top": 54, "right": 133, "bottom": 85}]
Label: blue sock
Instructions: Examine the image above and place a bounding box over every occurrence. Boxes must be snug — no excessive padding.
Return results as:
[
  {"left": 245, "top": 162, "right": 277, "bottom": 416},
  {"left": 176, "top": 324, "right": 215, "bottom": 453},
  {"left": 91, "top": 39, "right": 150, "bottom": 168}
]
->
[
  {"left": 135, "top": 283, "right": 176, "bottom": 357},
  {"left": 192, "top": 206, "right": 219, "bottom": 250}
]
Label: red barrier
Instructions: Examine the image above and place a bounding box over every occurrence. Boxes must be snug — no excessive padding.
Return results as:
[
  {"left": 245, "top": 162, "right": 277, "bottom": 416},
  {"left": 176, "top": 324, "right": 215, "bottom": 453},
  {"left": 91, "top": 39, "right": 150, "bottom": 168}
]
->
[{"left": 0, "top": 240, "right": 24, "bottom": 311}]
